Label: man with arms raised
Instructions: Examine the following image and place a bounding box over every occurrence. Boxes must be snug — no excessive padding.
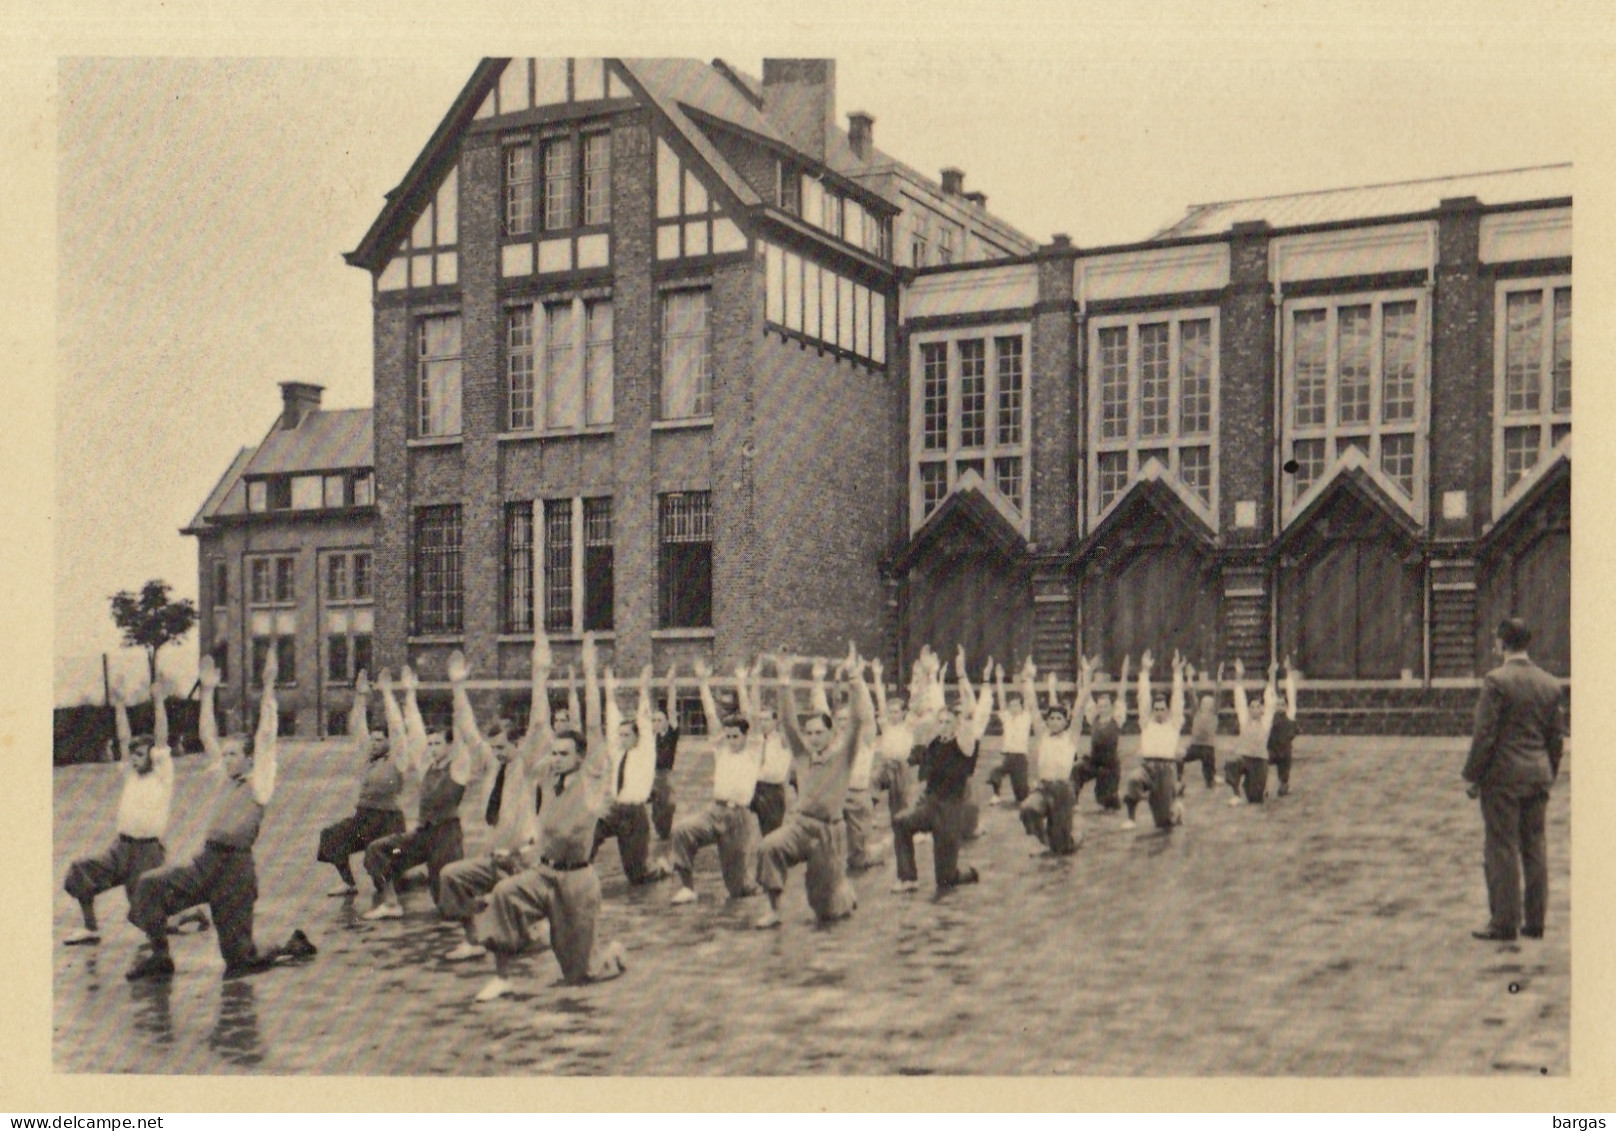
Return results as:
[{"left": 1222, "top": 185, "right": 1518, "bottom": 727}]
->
[
  {"left": 667, "top": 659, "right": 764, "bottom": 906},
  {"left": 315, "top": 670, "right": 411, "bottom": 899}
]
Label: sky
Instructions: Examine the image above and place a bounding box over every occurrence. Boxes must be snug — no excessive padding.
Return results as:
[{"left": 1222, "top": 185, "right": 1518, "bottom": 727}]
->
[{"left": 48, "top": 3, "right": 1614, "bottom": 703}]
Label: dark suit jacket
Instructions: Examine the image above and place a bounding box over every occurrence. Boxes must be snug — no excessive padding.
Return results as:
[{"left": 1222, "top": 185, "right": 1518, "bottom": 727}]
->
[{"left": 1462, "top": 656, "right": 1565, "bottom": 788}]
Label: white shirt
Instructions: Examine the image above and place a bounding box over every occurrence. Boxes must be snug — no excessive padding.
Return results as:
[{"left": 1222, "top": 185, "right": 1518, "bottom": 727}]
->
[
  {"left": 616, "top": 732, "right": 658, "bottom": 806},
  {"left": 712, "top": 738, "right": 763, "bottom": 805},
  {"left": 1035, "top": 731, "right": 1079, "bottom": 781},
  {"left": 1138, "top": 718, "right": 1183, "bottom": 760},
  {"left": 485, "top": 755, "right": 538, "bottom": 854},
  {"left": 1000, "top": 709, "right": 1033, "bottom": 755},
  {"left": 848, "top": 734, "right": 877, "bottom": 790},
  {"left": 757, "top": 731, "right": 793, "bottom": 785},
  {"left": 116, "top": 750, "right": 174, "bottom": 839},
  {"left": 879, "top": 721, "right": 915, "bottom": 762}
]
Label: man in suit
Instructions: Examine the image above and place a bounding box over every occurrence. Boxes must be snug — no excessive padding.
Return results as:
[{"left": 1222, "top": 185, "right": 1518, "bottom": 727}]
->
[{"left": 1462, "top": 617, "right": 1566, "bottom": 943}]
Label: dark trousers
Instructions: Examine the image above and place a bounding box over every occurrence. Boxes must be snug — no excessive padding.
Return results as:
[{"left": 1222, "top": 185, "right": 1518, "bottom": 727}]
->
[
  {"left": 1225, "top": 756, "right": 1268, "bottom": 803},
  {"left": 872, "top": 758, "right": 914, "bottom": 821},
  {"left": 650, "top": 769, "right": 677, "bottom": 841},
  {"left": 988, "top": 752, "right": 1031, "bottom": 804},
  {"left": 1124, "top": 760, "right": 1180, "bottom": 829},
  {"left": 129, "top": 845, "right": 261, "bottom": 968},
  {"left": 66, "top": 835, "right": 167, "bottom": 925},
  {"left": 1074, "top": 749, "right": 1122, "bottom": 809},
  {"left": 750, "top": 780, "right": 788, "bottom": 838},
  {"left": 316, "top": 806, "right": 405, "bottom": 887},
  {"left": 1020, "top": 779, "right": 1079, "bottom": 854},
  {"left": 1181, "top": 744, "right": 1217, "bottom": 789},
  {"left": 1269, "top": 749, "right": 1293, "bottom": 790},
  {"left": 363, "top": 818, "right": 463, "bottom": 902},
  {"left": 592, "top": 802, "right": 658, "bottom": 885},
  {"left": 892, "top": 795, "right": 976, "bottom": 888},
  {"left": 1479, "top": 782, "right": 1550, "bottom": 934}
]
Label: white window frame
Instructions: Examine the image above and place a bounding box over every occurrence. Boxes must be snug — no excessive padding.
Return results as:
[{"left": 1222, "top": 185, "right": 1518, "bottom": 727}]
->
[
  {"left": 1492, "top": 274, "right": 1571, "bottom": 518},
  {"left": 1086, "top": 307, "right": 1222, "bottom": 532},
  {"left": 909, "top": 327, "right": 1032, "bottom": 536},
  {"left": 1279, "top": 288, "right": 1428, "bottom": 526},
  {"left": 321, "top": 549, "right": 374, "bottom": 687},
  {"left": 505, "top": 295, "right": 613, "bottom": 433}
]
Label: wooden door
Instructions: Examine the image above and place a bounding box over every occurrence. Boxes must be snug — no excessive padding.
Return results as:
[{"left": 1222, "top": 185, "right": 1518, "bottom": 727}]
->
[{"left": 1091, "top": 544, "right": 1216, "bottom": 670}]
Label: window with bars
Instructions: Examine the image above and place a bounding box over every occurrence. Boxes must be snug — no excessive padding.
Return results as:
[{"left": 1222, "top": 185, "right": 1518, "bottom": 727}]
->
[
  {"left": 504, "top": 144, "right": 533, "bottom": 236},
  {"left": 659, "top": 492, "right": 712, "bottom": 629},
  {"left": 1282, "top": 294, "right": 1424, "bottom": 514},
  {"left": 413, "top": 506, "right": 463, "bottom": 635},
  {"left": 543, "top": 499, "right": 574, "bottom": 634},
  {"left": 417, "top": 314, "right": 463, "bottom": 437},
  {"left": 1089, "top": 312, "right": 1220, "bottom": 518},
  {"left": 504, "top": 502, "right": 534, "bottom": 633},
  {"left": 1495, "top": 279, "right": 1571, "bottom": 502},
  {"left": 660, "top": 290, "right": 711, "bottom": 420},
  {"left": 912, "top": 333, "right": 1031, "bottom": 525}
]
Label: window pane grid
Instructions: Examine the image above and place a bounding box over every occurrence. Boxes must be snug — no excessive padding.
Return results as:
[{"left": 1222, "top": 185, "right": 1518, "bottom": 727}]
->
[
  {"left": 585, "top": 300, "right": 614, "bottom": 426},
  {"left": 504, "top": 502, "right": 534, "bottom": 634},
  {"left": 327, "top": 556, "right": 348, "bottom": 602},
  {"left": 1138, "top": 324, "right": 1170, "bottom": 437},
  {"left": 418, "top": 315, "right": 462, "bottom": 437},
  {"left": 1178, "top": 320, "right": 1212, "bottom": 435},
  {"left": 1502, "top": 426, "right": 1542, "bottom": 492},
  {"left": 919, "top": 462, "right": 947, "bottom": 518},
  {"left": 1291, "top": 439, "right": 1326, "bottom": 497},
  {"left": 658, "top": 492, "right": 712, "bottom": 630},
  {"left": 545, "top": 302, "right": 578, "bottom": 430},
  {"left": 1178, "top": 446, "right": 1211, "bottom": 504},
  {"left": 1504, "top": 291, "right": 1543, "bottom": 414},
  {"left": 1098, "top": 327, "right": 1129, "bottom": 440},
  {"left": 414, "top": 506, "right": 462, "bottom": 635},
  {"left": 541, "top": 138, "right": 574, "bottom": 231},
  {"left": 583, "top": 497, "right": 613, "bottom": 546},
  {"left": 543, "top": 500, "right": 572, "bottom": 634},
  {"left": 1380, "top": 433, "right": 1415, "bottom": 498},
  {"left": 995, "top": 337, "right": 1024, "bottom": 445},
  {"left": 1381, "top": 301, "right": 1418, "bottom": 423},
  {"left": 958, "top": 340, "right": 986, "bottom": 449},
  {"left": 1552, "top": 287, "right": 1571, "bottom": 414},
  {"left": 353, "top": 553, "right": 371, "bottom": 600},
  {"left": 1336, "top": 305, "right": 1372, "bottom": 425},
  {"left": 921, "top": 343, "right": 948, "bottom": 450},
  {"left": 582, "top": 133, "right": 610, "bottom": 225},
  {"left": 993, "top": 456, "right": 1023, "bottom": 510},
  {"left": 582, "top": 497, "right": 614, "bottom": 633},
  {"left": 1096, "top": 452, "right": 1129, "bottom": 512},
  {"left": 660, "top": 290, "right": 711, "bottom": 419},
  {"left": 507, "top": 307, "right": 535, "bottom": 431},
  {"left": 504, "top": 145, "right": 533, "bottom": 236},
  {"left": 1293, "top": 309, "right": 1328, "bottom": 428}
]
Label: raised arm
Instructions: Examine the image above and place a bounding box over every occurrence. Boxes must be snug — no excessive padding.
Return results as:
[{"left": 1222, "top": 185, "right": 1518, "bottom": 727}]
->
[
  {"left": 871, "top": 657, "right": 889, "bottom": 728},
  {"left": 735, "top": 662, "right": 759, "bottom": 728},
  {"left": 399, "top": 665, "right": 429, "bottom": 776},
  {"left": 1114, "top": 655, "right": 1132, "bottom": 725},
  {"left": 1137, "top": 651, "right": 1154, "bottom": 725},
  {"left": 1231, "top": 657, "right": 1252, "bottom": 732},
  {"left": 776, "top": 658, "right": 810, "bottom": 759},
  {"left": 580, "top": 634, "right": 605, "bottom": 755},
  {"left": 1079, "top": 657, "right": 1097, "bottom": 726},
  {"left": 250, "top": 647, "right": 279, "bottom": 806},
  {"left": 526, "top": 630, "right": 554, "bottom": 763},
  {"left": 197, "top": 657, "right": 221, "bottom": 764},
  {"left": 1262, "top": 660, "right": 1280, "bottom": 731},
  {"left": 1282, "top": 658, "right": 1299, "bottom": 722},
  {"left": 663, "top": 663, "right": 678, "bottom": 727},
  {"left": 601, "top": 664, "right": 626, "bottom": 781},
  {"left": 113, "top": 682, "right": 133, "bottom": 767},
  {"left": 151, "top": 676, "right": 170, "bottom": 754},
  {"left": 695, "top": 657, "right": 722, "bottom": 737},
  {"left": 810, "top": 658, "right": 832, "bottom": 720},
  {"left": 566, "top": 666, "right": 581, "bottom": 735},
  {"left": 846, "top": 654, "right": 875, "bottom": 758},
  {"left": 348, "top": 669, "right": 372, "bottom": 752},
  {"left": 1022, "top": 662, "right": 1047, "bottom": 738},
  {"left": 376, "top": 671, "right": 410, "bottom": 772},
  {"left": 447, "top": 651, "right": 495, "bottom": 778},
  {"left": 1170, "top": 652, "right": 1186, "bottom": 723}
]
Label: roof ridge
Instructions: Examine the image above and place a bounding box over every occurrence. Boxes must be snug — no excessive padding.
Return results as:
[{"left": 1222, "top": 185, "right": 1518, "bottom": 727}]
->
[{"left": 1180, "top": 163, "right": 1572, "bottom": 211}]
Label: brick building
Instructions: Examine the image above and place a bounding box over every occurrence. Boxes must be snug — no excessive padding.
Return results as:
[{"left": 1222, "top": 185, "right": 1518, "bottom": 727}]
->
[
  {"left": 183, "top": 383, "right": 375, "bottom": 737},
  {"left": 339, "top": 57, "right": 1034, "bottom": 715},
  {"left": 896, "top": 166, "right": 1571, "bottom": 723}
]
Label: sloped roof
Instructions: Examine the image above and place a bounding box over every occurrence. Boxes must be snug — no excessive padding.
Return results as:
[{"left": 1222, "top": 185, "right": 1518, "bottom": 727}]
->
[
  {"left": 1154, "top": 164, "right": 1572, "bottom": 240},
  {"left": 184, "top": 446, "right": 254, "bottom": 531},
  {"left": 1482, "top": 448, "right": 1571, "bottom": 558},
  {"left": 892, "top": 485, "right": 1027, "bottom": 575},
  {"left": 1074, "top": 473, "right": 1216, "bottom": 568},
  {"left": 618, "top": 58, "right": 767, "bottom": 209},
  {"left": 1275, "top": 463, "right": 1422, "bottom": 555},
  {"left": 244, "top": 408, "right": 373, "bottom": 476}
]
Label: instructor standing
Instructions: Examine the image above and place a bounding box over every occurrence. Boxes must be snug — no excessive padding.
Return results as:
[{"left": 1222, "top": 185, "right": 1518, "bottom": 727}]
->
[{"left": 1462, "top": 618, "right": 1565, "bottom": 943}]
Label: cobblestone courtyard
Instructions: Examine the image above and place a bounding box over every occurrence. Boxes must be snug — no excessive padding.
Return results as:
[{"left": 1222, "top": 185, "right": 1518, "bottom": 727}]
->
[{"left": 52, "top": 736, "right": 1570, "bottom": 1076}]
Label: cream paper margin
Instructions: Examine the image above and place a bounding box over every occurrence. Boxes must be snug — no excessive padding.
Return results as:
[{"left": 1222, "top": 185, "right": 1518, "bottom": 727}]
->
[{"left": 2, "top": 0, "right": 1614, "bottom": 1112}]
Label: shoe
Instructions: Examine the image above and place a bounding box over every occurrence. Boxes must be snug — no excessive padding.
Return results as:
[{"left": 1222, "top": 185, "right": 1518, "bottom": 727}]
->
[
  {"left": 529, "top": 922, "right": 552, "bottom": 950},
  {"left": 223, "top": 953, "right": 280, "bottom": 980},
  {"left": 1277, "top": 783, "right": 1290, "bottom": 797},
  {"left": 1228, "top": 795, "right": 1244, "bottom": 807},
  {"left": 444, "top": 941, "right": 487, "bottom": 962},
  {"left": 473, "top": 976, "right": 513, "bottom": 1003},
  {"left": 327, "top": 883, "right": 359, "bottom": 898},
  {"left": 600, "top": 940, "right": 627, "bottom": 975},
  {"left": 63, "top": 928, "right": 100, "bottom": 946},
  {"left": 958, "top": 867, "right": 979, "bottom": 885},
  {"left": 890, "top": 880, "right": 919, "bottom": 894},
  {"left": 753, "top": 909, "right": 782, "bottom": 930},
  {"left": 125, "top": 953, "right": 175, "bottom": 981},
  {"left": 361, "top": 902, "right": 403, "bottom": 921},
  {"left": 1121, "top": 818, "right": 1136, "bottom": 830},
  {"left": 1522, "top": 927, "right": 1544, "bottom": 939},
  {"left": 915, "top": 831, "right": 932, "bottom": 842},
  {"left": 282, "top": 929, "right": 318, "bottom": 959},
  {"left": 729, "top": 885, "right": 761, "bottom": 901},
  {"left": 1471, "top": 927, "right": 1518, "bottom": 942},
  {"left": 1172, "top": 802, "right": 1185, "bottom": 826},
  {"left": 669, "top": 886, "right": 697, "bottom": 906}
]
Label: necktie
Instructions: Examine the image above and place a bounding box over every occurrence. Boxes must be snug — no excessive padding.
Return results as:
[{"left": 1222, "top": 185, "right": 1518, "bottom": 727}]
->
[{"left": 485, "top": 762, "right": 507, "bottom": 826}]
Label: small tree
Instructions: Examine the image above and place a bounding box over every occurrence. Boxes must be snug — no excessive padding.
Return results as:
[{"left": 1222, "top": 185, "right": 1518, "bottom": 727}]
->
[{"left": 110, "top": 579, "right": 198, "bottom": 690}]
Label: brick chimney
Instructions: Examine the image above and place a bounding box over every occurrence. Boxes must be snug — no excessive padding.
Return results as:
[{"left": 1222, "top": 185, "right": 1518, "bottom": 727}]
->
[
  {"left": 847, "top": 111, "right": 874, "bottom": 160},
  {"left": 279, "top": 382, "right": 324, "bottom": 430},
  {"left": 762, "top": 59, "right": 836, "bottom": 163},
  {"left": 940, "top": 167, "right": 965, "bottom": 196}
]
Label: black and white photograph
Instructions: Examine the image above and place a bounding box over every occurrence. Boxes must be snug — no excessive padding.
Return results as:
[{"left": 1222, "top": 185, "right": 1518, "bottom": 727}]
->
[{"left": 12, "top": 0, "right": 1616, "bottom": 1108}]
